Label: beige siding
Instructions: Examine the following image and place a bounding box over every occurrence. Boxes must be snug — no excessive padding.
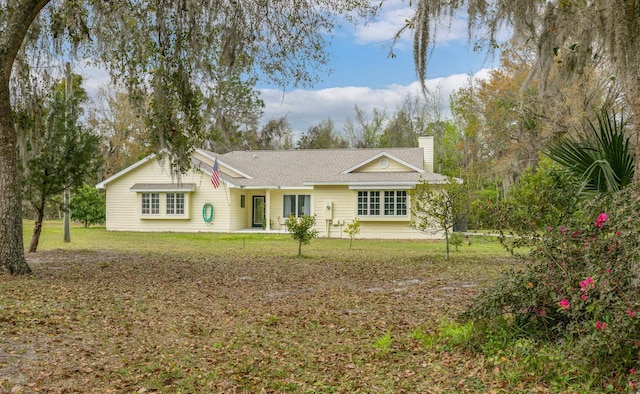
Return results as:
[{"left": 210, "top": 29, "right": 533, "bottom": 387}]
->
[
  {"left": 265, "top": 189, "right": 314, "bottom": 230},
  {"left": 353, "top": 157, "right": 413, "bottom": 173},
  {"left": 104, "top": 159, "right": 232, "bottom": 232},
  {"left": 312, "top": 186, "right": 352, "bottom": 238},
  {"left": 310, "top": 186, "right": 438, "bottom": 239},
  {"left": 227, "top": 189, "right": 249, "bottom": 230}
]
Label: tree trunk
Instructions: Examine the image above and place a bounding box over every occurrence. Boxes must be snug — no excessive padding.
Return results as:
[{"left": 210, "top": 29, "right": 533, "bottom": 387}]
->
[
  {"left": 0, "top": 97, "right": 30, "bottom": 273},
  {"left": 298, "top": 241, "right": 302, "bottom": 257},
  {"left": 0, "top": 0, "right": 51, "bottom": 274},
  {"left": 29, "top": 207, "right": 45, "bottom": 253},
  {"left": 444, "top": 229, "right": 450, "bottom": 260}
]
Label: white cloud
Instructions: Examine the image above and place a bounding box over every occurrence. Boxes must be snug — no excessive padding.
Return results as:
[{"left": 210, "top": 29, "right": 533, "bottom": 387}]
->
[
  {"left": 259, "top": 68, "right": 492, "bottom": 136},
  {"left": 352, "top": 2, "right": 471, "bottom": 49},
  {"left": 76, "top": 61, "right": 111, "bottom": 95}
]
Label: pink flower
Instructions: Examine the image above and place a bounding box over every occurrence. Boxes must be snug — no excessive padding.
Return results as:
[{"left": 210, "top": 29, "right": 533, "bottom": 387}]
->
[
  {"left": 581, "top": 294, "right": 587, "bottom": 301},
  {"left": 595, "top": 213, "right": 608, "bottom": 228},
  {"left": 559, "top": 299, "right": 570, "bottom": 310},
  {"left": 547, "top": 226, "right": 552, "bottom": 232},
  {"left": 616, "top": 230, "right": 621, "bottom": 236},
  {"left": 631, "top": 368, "right": 636, "bottom": 375},
  {"left": 628, "top": 310, "right": 636, "bottom": 318},
  {"left": 630, "top": 381, "right": 635, "bottom": 388},
  {"left": 560, "top": 226, "right": 566, "bottom": 234},
  {"left": 580, "top": 277, "right": 595, "bottom": 291},
  {"left": 595, "top": 321, "right": 607, "bottom": 331}
]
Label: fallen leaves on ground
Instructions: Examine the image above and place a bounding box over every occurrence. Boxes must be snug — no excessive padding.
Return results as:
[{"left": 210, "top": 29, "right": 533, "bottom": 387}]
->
[{"left": 0, "top": 249, "right": 547, "bottom": 393}]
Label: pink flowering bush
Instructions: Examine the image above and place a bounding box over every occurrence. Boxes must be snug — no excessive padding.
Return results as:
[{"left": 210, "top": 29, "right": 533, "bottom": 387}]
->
[{"left": 463, "top": 185, "right": 640, "bottom": 389}]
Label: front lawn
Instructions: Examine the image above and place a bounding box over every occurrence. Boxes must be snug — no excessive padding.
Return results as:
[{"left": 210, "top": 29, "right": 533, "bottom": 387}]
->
[{"left": 1, "top": 222, "right": 553, "bottom": 393}]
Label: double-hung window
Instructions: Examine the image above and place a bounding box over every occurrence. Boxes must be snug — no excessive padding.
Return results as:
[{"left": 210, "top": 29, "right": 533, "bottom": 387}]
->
[
  {"left": 283, "top": 194, "right": 311, "bottom": 217},
  {"left": 142, "top": 193, "right": 160, "bottom": 215},
  {"left": 384, "top": 191, "right": 407, "bottom": 216},
  {"left": 166, "top": 193, "right": 185, "bottom": 215},
  {"left": 357, "top": 191, "right": 380, "bottom": 216}
]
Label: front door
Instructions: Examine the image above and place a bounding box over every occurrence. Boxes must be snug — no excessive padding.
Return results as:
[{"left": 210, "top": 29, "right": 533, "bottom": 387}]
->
[{"left": 252, "top": 196, "right": 265, "bottom": 228}]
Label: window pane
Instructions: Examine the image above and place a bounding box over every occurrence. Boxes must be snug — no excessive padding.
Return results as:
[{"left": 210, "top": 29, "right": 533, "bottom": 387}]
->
[
  {"left": 384, "top": 191, "right": 395, "bottom": 215},
  {"left": 298, "top": 195, "right": 311, "bottom": 216},
  {"left": 142, "top": 193, "right": 150, "bottom": 214},
  {"left": 166, "top": 193, "right": 175, "bottom": 214},
  {"left": 357, "top": 191, "right": 368, "bottom": 215},
  {"left": 397, "top": 191, "right": 407, "bottom": 215},
  {"left": 176, "top": 193, "right": 184, "bottom": 214},
  {"left": 151, "top": 193, "right": 159, "bottom": 214},
  {"left": 370, "top": 191, "right": 380, "bottom": 215},
  {"left": 283, "top": 195, "right": 295, "bottom": 217}
]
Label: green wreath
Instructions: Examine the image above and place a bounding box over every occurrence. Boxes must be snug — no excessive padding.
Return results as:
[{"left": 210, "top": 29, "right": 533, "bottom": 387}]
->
[{"left": 202, "top": 203, "right": 214, "bottom": 223}]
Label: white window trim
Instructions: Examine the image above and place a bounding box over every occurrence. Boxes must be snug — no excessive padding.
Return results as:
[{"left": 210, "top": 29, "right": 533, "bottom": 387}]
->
[
  {"left": 356, "top": 189, "right": 410, "bottom": 221},
  {"left": 138, "top": 192, "right": 191, "bottom": 219},
  {"left": 283, "top": 194, "right": 312, "bottom": 218}
]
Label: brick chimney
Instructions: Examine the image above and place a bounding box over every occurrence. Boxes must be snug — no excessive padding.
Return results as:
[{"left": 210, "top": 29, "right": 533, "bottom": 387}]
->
[{"left": 418, "top": 136, "right": 434, "bottom": 173}]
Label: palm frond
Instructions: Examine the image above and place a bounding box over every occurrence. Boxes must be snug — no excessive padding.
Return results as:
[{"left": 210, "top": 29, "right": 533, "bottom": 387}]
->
[{"left": 546, "top": 110, "right": 634, "bottom": 196}]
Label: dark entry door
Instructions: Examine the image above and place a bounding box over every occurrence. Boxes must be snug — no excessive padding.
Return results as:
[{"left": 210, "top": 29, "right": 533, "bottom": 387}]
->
[{"left": 252, "top": 196, "right": 265, "bottom": 228}]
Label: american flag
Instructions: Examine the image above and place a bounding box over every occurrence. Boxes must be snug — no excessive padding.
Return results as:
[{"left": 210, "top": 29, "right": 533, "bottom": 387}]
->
[{"left": 210, "top": 158, "right": 220, "bottom": 188}]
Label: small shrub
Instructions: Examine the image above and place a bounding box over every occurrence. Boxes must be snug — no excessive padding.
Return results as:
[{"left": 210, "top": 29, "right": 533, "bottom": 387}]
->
[
  {"left": 343, "top": 218, "right": 360, "bottom": 249},
  {"left": 70, "top": 183, "right": 106, "bottom": 227},
  {"left": 285, "top": 215, "right": 318, "bottom": 256},
  {"left": 449, "top": 232, "right": 463, "bottom": 251}
]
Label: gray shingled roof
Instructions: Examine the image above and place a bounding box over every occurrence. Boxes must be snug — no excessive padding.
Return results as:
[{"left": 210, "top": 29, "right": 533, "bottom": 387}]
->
[{"left": 199, "top": 148, "right": 448, "bottom": 188}]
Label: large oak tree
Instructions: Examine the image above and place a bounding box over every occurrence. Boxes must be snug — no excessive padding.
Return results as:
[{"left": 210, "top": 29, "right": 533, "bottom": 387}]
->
[{"left": 0, "top": 0, "right": 377, "bottom": 274}]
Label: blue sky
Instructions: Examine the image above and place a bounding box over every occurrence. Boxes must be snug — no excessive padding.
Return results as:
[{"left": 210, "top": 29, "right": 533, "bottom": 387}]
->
[
  {"left": 257, "top": 1, "right": 497, "bottom": 136},
  {"left": 79, "top": 1, "right": 497, "bottom": 138}
]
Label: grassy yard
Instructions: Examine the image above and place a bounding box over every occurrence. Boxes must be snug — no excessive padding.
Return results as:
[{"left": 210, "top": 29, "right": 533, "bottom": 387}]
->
[{"left": 1, "top": 221, "right": 550, "bottom": 393}]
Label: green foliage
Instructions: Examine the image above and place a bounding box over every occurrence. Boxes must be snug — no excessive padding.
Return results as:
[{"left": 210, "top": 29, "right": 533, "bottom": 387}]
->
[
  {"left": 495, "top": 157, "right": 581, "bottom": 233},
  {"left": 285, "top": 215, "right": 318, "bottom": 256},
  {"left": 547, "top": 110, "right": 635, "bottom": 196},
  {"left": 431, "top": 120, "right": 463, "bottom": 176},
  {"left": 344, "top": 105, "right": 386, "bottom": 148},
  {"left": 373, "top": 331, "right": 392, "bottom": 354},
  {"left": 21, "top": 75, "right": 100, "bottom": 199},
  {"left": 413, "top": 320, "right": 473, "bottom": 351},
  {"left": 247, "top": 116, "right": 293, "bottom": 150},
  {"left": 463, "top": 184, "right": 640, "bottom": 389},
  {"left": 70, "top": 184, "right": 106, "bottom": 228},
  {"left": 343, "top": 218, "right": 360, "bottom": 249},
  {"left": 19, "top": 75, "right": 102, "bottom": 252},
  {"left": 411, "top": 177, "right": 469, "bottom": 260},
  {"left": 449, "top": 232, "right": 463, "bottom": 251},
  {"left": 467, "top": 185, "right": 501, "bottom": 230},
  {"left": 296, "top": 118, "right": 348, "bottom": 149}
]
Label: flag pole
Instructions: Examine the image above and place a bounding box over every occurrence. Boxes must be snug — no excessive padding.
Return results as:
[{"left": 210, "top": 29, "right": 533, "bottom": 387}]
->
[{"left": 210, "top": 157, "right": 230, "bottom": 207}]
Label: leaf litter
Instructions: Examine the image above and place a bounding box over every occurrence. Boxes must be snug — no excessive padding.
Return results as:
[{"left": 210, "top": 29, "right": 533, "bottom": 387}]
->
[{"left": 0, "top": 248, "right": 552, "bottom": 393}]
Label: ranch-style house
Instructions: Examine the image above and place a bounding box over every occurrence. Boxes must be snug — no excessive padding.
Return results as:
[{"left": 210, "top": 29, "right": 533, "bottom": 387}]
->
[{"left": 96, "top": 136, "right": 450, "bottom": 239}]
